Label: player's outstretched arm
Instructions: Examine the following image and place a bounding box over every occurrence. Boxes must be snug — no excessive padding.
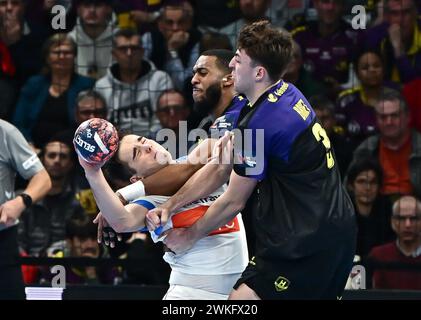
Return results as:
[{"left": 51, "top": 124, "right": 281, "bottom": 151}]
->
[
  {"left": 117, "top": 139, "right": 218, "bottom": 202},
  {"left": 79, "top": 156, "right": 147, "bottom": 233}
]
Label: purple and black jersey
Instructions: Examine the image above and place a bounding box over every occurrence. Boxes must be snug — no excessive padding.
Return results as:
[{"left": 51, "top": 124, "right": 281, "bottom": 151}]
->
[
  {"left": 233, "top": 81, "right": 316, "bottom": 181},
  {"left": 232, "top": 80, "right": 356, "bottom": 261}
]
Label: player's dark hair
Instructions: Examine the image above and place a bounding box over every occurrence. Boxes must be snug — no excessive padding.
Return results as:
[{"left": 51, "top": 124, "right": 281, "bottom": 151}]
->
[{"left": 237, "top": 20, "right": 292, "bottom": 81}]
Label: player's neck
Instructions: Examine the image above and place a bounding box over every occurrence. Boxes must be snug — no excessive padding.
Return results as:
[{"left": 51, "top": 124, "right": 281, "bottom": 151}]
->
[{"left": 248, "top": 80, "right": 278, "bottom": 106}]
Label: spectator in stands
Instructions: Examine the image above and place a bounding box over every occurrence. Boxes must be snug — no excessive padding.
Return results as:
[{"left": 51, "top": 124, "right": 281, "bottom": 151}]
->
[
  {"left": 75, "top": 89, "right": 108, "bottom": 124},
  {"left": 95, "top": 28, "right": 173, "bottom": 138},
  {"left": 25, "top": 0, "right": 77, "bottom": 34},
  {"left": 369, "top": 195, "right": 421, "bottom": 290},
  {"left": 12, "top": 33, "right": 95, "bottom": 149},
  {"left": 194, "top": 0, "right": 241, "bottom": 32},
  {"left": 18, "top": 135, "right": 86, "bottom": 257},
  {"left": 154, "top": 89, "right": 192, "bottom": 158},
  {"left": 45, "top": 216, "right": 120, "bottom": 285},
  {"left": 141, "top": 1, "right": 201, "bottom": 91},
  {"left": 309, "top": 95, "right": 353, "bottom": 177},
  {"left": 268, "top": 0, "right": 309, "bottom": 29},
  {"left": 156, "top": 89, "right": 190, "bottom": 133},
  {"left": 350, "top": 89, "right": 421, "bottom": 200},
  {"left": 116, "top": 0, "right": 162, "bottom": 31},
  {"left": 402, "top": 77, "right": 421, "bottom": 133},
  {"left": 362, "top": 0, "right": 421, "bottom": 83},
  {"left": 336, "top": 50, "right": 395, "bottom": 145},
  {"left": 69, "top": 0, "right": 115, "bottom": 79},
  {"left": 0, "top": 0, "right": 49, "bottom": 88},
  {"left": 291, "top": 0, "right": 359, "bottom": 97},
  {"left": 284, "top": 40, "right": 327, "bottom": 98},
  {"left": 220, "top": 0, "right": 271, "bottom": 49},
  {"left": 347, "top": 158, "right": 394, "bottom": 258}
]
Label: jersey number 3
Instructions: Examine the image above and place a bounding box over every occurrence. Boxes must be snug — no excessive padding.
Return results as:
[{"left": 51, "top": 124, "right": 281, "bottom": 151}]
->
[{"left": 311, "top": 123, "right": 335, "bottom": 169}]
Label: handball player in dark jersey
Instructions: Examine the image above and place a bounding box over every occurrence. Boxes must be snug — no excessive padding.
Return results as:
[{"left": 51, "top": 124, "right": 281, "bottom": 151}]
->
[{"left": 148, "top": 21, "right": 357, "bottom": 300}]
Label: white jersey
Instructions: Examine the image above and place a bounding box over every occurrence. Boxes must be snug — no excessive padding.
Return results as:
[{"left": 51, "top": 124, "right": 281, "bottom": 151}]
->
[{"left": 132, "top": 185, "right": 248, "bottom": 276}]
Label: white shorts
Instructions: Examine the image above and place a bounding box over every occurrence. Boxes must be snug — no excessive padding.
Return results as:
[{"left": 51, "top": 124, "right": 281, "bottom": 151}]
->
[{"left": 163, "top": 285, "right": 229, "bottom": 300}]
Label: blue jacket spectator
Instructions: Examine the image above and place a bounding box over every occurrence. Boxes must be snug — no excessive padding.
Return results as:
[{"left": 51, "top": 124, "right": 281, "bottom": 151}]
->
[{"left": 12, "top": 34, "right": 94, "bottom": 147}]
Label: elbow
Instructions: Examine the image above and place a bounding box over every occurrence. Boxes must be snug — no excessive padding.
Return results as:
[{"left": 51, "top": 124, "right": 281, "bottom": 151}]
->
[
  {"left": 112, "top": 219, "right": 130, "bottom": 233},
  {"left": 112, "top": 217, "right": 139, "bottom": 233}
]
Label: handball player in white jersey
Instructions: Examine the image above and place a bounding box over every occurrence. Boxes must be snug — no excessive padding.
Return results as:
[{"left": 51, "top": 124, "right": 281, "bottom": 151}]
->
[{"left": 78, "top": 134, "right": 248, "bottom": 300}]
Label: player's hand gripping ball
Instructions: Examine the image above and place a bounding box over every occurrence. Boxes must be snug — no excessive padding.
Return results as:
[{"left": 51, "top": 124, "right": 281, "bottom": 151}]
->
[{"left": 73, "top": 118, "right": 119, "bottom": 164}]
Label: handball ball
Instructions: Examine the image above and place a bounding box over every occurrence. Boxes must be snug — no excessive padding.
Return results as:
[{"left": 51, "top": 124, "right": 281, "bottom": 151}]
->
[{"left": 73, "top": 118, "right": 119, "bottom": 164}]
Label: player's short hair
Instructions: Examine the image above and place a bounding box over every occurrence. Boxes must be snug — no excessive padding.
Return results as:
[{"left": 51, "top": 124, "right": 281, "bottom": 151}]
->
[
  {"left": 237, "top": 20, "right": 293, "bottom": 81},
  {"left": 201, "top": 49, "right": 234, "bottom": 74}
]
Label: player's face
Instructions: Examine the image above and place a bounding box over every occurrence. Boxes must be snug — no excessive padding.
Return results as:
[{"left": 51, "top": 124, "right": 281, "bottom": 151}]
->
[
  {"left": 357, "top": 52, "right": 383, "bottom": 87},
  {"left": 229, "top": 49, "right": 255, "bottom": 97},
  {"left": 351, "top": 170, "right": 379, "bottom": 206},
  {"left": 191, "top": 55, "right": 225, "bottom": 114},
  {"left": 118, "top": 135, "right": 172, "bottom": 178}
]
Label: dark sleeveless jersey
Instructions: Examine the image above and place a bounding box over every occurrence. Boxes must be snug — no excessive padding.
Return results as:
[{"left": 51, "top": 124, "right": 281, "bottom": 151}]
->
[{"left": 233, "top": 80, "right": 356, "bottom": 261}]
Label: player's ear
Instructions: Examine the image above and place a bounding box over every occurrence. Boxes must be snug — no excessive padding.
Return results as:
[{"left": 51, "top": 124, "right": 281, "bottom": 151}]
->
[
  {"left": 255, "top": 66, "right": 265, "bottom": 82},
  {"left": 222, "top": 74, "right": 233, "bottom": 87}
]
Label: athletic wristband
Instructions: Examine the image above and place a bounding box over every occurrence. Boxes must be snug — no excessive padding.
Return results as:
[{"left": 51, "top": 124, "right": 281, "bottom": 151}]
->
[{"left": 117, "top": 180, "right": 145, "bottom": 202}]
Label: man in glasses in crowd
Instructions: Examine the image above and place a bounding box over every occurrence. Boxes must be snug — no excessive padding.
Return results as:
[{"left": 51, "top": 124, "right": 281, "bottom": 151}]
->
[{"left": 369, "top": 195, "right": 421, "bottom": 289}]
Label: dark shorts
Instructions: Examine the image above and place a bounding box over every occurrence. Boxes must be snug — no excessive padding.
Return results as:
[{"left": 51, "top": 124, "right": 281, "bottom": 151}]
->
[{"left": 234, "top": 239, "right": 355, "bottom": 300}]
